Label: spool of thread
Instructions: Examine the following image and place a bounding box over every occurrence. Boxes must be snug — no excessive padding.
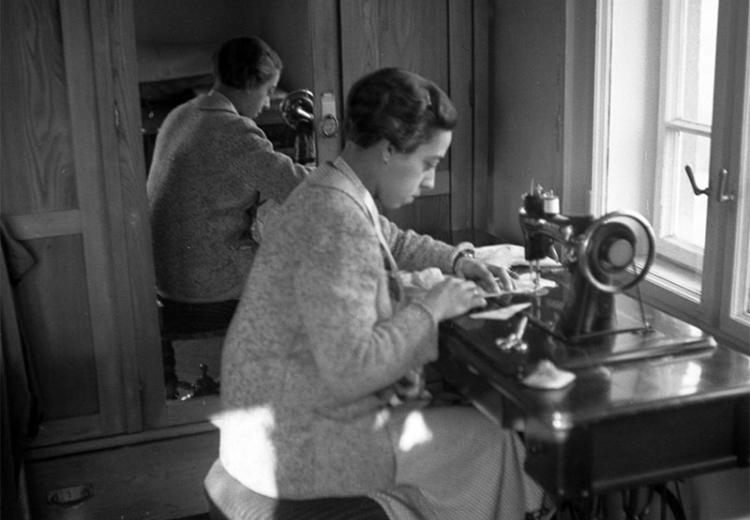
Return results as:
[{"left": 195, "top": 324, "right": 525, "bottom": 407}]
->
[
  {"left": 523, "top": 192, "right": 545, "bottom": 217},
  {"left": 542, "top": 192, "right": 560, "bottom": 215}
]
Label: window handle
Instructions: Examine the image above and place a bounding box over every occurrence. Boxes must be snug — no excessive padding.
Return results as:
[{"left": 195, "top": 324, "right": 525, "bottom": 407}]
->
[
  {"left": 716, "top": 168, "right": 735, "bottom": 202},
  {"left": 684, "top": 165, "right": 710, "bottom": 196},
  {"left": 684, "top": 165, "right": 735, "bottom": 203}
]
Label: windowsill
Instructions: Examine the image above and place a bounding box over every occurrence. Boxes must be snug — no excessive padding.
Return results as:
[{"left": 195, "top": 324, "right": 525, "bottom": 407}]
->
[{"left": 646, "top": 257, "right": 702, "bottom": 303}]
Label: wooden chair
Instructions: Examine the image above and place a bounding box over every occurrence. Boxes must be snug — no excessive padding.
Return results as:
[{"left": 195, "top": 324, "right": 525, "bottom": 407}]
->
[
  {"left": 204, "top": 459, "right": 389, "bottom": 520},
  {"left": 157, "top": 296, "right": 237, "bottom": 399}
]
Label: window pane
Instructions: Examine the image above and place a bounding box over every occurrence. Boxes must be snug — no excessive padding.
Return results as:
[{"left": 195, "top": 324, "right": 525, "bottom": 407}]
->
[
  {"left": 676, "top": 0, "right": 718, "bottom": 124},
  {"left": 738, "top": 187, "right": 750, "bottom": 321},
  {"left": 662, "top": 131, "right": 709, "bottom": 254},
  {"left": 738, "top": 103, "right": 750, "bottom": 322}
]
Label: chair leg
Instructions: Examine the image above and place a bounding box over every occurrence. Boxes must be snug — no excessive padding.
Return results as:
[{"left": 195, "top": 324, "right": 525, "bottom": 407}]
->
[{"left": 162, "top": 337, "right": 178, "bottom": 399}]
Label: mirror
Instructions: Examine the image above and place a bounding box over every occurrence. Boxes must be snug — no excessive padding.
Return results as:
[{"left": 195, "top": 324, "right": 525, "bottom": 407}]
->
[{"left": 133, "top": 0, "right": 316, "bottom": 402}]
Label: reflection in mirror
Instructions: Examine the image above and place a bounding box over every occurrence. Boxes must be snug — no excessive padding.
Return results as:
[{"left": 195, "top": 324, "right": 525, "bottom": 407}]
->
[{"left": 136, "top": 39, "right": 312, "bottom": 401}]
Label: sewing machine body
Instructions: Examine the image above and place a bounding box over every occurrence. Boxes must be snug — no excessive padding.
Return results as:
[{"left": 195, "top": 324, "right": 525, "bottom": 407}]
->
[{"left": 516, "top": 187, "right": 715, "bottom": 361}]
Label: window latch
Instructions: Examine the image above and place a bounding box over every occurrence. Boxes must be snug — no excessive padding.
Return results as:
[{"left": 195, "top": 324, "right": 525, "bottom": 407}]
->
[
  {"left": 684, "top": 165, "right": 710, "bottom": 196},
  {"left": 684, "top": 165, "right": 735, "bottom": 203}
]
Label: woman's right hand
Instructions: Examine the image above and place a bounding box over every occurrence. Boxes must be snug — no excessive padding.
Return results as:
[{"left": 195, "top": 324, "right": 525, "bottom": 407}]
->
[{"left": 421, "top": 277, "right": 486, "bottom": 321}]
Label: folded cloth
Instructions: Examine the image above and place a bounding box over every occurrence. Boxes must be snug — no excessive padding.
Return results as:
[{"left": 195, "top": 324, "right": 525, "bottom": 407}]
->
[
  {"left": 522, "top": 360, "right": 576, "bottom": 390},
  {"left": 476, "top": 244, "right": 559, "bottom": 269},
  {"left": 396, "top": 267, "right": 446, "bottom": 298},
  {"left": 470, "top": 302, "right": 531, "bottom": 321}
]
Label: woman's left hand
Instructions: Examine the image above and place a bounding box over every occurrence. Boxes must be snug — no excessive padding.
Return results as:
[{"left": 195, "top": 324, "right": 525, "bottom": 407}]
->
[{"left": 454, "top": 257, "right": 516, "bottom": 293}]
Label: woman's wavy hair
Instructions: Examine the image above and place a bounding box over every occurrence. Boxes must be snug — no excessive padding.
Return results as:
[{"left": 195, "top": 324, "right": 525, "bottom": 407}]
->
[
  {"left": 214, "top": 37, "right": 282, "bottom": 89},
  {"left": 344, "top": 68, "right": 457, "bottom": 153}
]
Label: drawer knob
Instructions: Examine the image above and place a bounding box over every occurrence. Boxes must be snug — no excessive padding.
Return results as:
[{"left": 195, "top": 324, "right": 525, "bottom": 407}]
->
[{"left": 47, "top": 484, "right": 93, "bottom": 508}]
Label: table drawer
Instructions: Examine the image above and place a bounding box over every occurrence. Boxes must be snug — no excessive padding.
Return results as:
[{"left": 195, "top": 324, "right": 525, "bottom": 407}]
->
[{"left": 26, "top": 429, "right": 218, "bottom": 520}]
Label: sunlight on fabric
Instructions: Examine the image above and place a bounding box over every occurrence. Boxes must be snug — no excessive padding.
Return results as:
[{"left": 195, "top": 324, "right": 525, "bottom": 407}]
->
[
  {"left": 398, "top": 410, "right": 434, "bottom": 452},
  {"left": 211, "top": 406, "right": 280, "bottom": 497}
]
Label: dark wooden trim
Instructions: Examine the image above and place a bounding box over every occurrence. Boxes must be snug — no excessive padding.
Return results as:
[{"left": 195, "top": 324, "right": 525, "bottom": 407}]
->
[
  {"left": 310, "top": 0, "right": 343, "bottom": 164},
  {"left": 51, "top": 0, "right": 126, "bottom": 442},
  {"left": 473, "top": 0, "right": 491, "bottom": 232},
  {"left": 448, "top": 0, "right": 473, "bottom": 231},
  {"left": 106, "top": 0, "right": 167, "bottom": 430},
  {"left": 28, "top": 421, "right": 218, "bottom": 461},
  {"left": 88, "top": 0, "right": 146, "bottom": 434},
  {"left": 4, "top": 211, "right": 82, "bottom": 239}
]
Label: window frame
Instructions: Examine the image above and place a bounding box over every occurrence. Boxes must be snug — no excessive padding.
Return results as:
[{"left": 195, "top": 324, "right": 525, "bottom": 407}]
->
[{"left": 590, "top": 0, "right": 750, "bottom": 352}]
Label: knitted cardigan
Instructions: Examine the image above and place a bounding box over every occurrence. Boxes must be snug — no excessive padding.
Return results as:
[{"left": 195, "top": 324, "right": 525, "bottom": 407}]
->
[
  {"left": 218, "top": 159, "right": 464, "bottom": 498},
  {"left": 147, "top": 91, "right": 308, "bottom": 302}
]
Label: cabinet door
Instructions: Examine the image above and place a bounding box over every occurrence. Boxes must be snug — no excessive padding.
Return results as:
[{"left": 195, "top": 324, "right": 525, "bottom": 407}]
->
[
  {"left": 313, "top": 0, "right": 487, "bottom": 240},
  {"left": 1, "top": 0, "right": 159, "bottom": 445}
]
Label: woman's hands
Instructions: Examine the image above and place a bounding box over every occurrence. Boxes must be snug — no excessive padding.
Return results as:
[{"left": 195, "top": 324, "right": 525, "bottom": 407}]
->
[
  {"left": 454, "top": 256, "right": 516, "bottom": 293},
  {"left": 415, "top": 255, "right": 518, "bottom": 322},
  {"left": 421, "top": 277, "right": 486, "bottom": 321}
]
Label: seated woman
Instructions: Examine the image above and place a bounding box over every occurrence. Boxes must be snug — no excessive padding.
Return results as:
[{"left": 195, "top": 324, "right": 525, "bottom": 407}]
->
[
  {"left": 208, "top": 67, "right": 547, "bottom": 519},
  {"left": 147, "top": 36, "right": 309, "bottom": 321},
  {"left": 147, "top": 37, "right": 309, "bottom": 395}
]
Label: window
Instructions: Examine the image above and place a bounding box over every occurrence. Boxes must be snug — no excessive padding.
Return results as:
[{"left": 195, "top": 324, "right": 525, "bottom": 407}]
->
[
  {"left": 655, "top": 0, "right": 717, "bottom": 278},
  {"left": 593, "top": 0, "right": 750, "bottom": 350}
]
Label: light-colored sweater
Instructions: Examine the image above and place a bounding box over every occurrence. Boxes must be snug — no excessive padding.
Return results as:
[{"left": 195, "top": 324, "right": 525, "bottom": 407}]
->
[
  {"left": 147, "top": 91, "right": 308, "bottom": 302},
  {"left": 218, "top": 159, "right": 464, "bottom": 499}
]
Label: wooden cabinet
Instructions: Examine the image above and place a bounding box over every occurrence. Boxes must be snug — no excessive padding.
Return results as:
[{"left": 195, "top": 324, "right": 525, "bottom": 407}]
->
[
  {"left": 2, "top": 0, "right": 489, "bottom": 517},
  {"left": 1, "top": 0, "right": 161, "bottom": 447}
]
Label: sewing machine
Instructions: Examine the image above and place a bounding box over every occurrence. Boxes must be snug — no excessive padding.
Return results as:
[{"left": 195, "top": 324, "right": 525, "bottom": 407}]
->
[
  {"left": 280, "top": 89, "right": 316, "bottom": 164},
  {"left": 516, "top": 183, "right": 716, "bottom": 366},
  {"left": 433, "top": 186, "right": 748, "bottom": 511}
]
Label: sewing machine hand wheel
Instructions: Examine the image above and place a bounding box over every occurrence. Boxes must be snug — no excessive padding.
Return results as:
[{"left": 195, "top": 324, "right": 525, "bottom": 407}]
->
[
  {"left": 577, "top": 210, "right": 655, "bottom": 293},
  {"left": 280, "top": 89, "right": 314, "bottom": 130}
]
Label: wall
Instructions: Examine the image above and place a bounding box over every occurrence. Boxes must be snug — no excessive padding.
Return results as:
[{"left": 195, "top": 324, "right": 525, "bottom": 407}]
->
[
  {"left": 561, "top": 0, "right": 596, "bottom": 217},
  {"left": 605, "top": 0, "right": 661, "bottom": 216},
  {"left": 134, "top": 0, "right": 259, "bottom": 44},
  {"left": 132, "top": 0, "right": 312, "bottom": 93},
  {"left": 252, "top": 0, "right": 313, "bottom": 93},
  {"left": 489, "top": 0, "right": 598, "bottom": 243},
  {"left": 489, "top": 0, "right": 566, "bottom": 244}
]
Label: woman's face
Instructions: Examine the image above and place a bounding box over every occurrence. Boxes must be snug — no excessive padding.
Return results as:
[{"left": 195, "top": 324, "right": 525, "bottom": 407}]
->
[
  {"left": 378, "top": 130, "right": 453, "bottom": 209},
  {"left": 237, "top": 70, "right": 280, "bottom": 119}
]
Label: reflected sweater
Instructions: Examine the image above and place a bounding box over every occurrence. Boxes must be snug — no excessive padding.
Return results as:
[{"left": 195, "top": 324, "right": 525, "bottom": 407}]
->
[{"left": 147, "top": 91, "right": 308, "bottom": 302}]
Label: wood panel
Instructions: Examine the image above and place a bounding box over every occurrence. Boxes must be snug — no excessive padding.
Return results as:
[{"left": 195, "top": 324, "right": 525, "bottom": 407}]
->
[
  {"left": 310, "top": 0, "right": 343, "bottom": 163},
  {"left": 339, "top": 0, "right": 449, "bottom": 90},
  {"left": 386, "top": 193, "right": 452, "bottom": 242},
  {"left": 0, "top": 0, "right": 78, "bottom": 213},
  {"left": 472, "top": 0, "right": 491, "bottom": 232},
  {"left": 97, "top": 0, "right": 164, "bottom": 429},
  {"left": 0, "top": 0, "right": 156, "bottom": 446},
  {"left": 339, "top": 0, "right": 454, "bottom": 236},
  {"left": 448, "top": 0, "right": 474, "bottom": 232},
  {"left": 16, "top": 236, "right": 99, "bottom": 419}
]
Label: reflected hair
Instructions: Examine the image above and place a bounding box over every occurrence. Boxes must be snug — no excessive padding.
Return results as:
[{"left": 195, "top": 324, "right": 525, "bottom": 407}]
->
[
  {"left": 214, "top": 37, "right": 282, "bottom": 89},
  {"left": 344, "top": 67, "right": 457, "bottom": 153}
]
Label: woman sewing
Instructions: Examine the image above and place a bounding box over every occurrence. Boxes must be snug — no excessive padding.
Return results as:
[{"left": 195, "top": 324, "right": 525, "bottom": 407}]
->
[
  {"left": 207, "top": 67, "right": 547, "bottom": 519},
  {"left": 147, "top": 37, "right": 310, "bottom": 397},
  {"left": 147, "top": 36, "right": 309, "bottom": 322}
]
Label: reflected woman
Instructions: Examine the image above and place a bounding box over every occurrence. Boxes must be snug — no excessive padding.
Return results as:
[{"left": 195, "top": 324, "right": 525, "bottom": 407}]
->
[
  {"left": 146, "top": 37, "right": 309, "bottom": 396},
  {"left": 147, "top": 36, "right": 308, "bottom": 322},
  {"left": 207, "top": 67, "right": 546, "bottom": 519}
]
